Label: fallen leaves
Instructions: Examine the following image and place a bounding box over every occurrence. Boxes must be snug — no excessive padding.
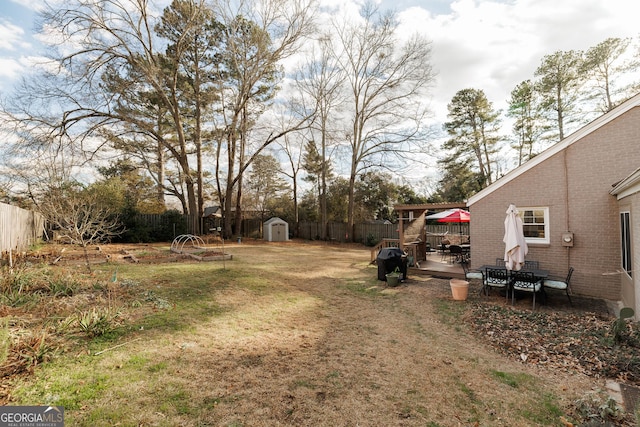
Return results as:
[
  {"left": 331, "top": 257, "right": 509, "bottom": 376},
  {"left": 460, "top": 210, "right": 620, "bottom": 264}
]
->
[{"left": 466, "top": 304, "right": 640, "bottom": 385}]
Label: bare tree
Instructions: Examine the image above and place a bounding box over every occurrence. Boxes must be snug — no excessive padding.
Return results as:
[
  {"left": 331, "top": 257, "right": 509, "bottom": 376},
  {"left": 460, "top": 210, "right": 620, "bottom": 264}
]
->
[
  {"left": 275, "top": 130, "right": 305, "bottom": 237},
  {"left": 209, "top": 0, "right": 316, "bottom": 238},
  {"left": 3, "top": 0, "right": 212, "bottom": 229},
  {"left": 39, "top": 183, "right": 123, "bottom": 272},
  {"left": 3, "top": 0, "right": 316, "bottom": 239},
  {"left": 4, "top": 134, "right": 122, "bottom": 272},
  {"left": 327, "top": 3, "right": 435, "bottom": 239},
  {"left": 292, "top": 36, "right": 344, "bottom": 239}
]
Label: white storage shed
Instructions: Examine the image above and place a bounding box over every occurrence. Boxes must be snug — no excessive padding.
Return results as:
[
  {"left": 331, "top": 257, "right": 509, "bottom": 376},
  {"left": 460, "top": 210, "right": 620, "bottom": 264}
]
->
[{"left": 264, "top": 217, "right": 289, "bottom": 242}]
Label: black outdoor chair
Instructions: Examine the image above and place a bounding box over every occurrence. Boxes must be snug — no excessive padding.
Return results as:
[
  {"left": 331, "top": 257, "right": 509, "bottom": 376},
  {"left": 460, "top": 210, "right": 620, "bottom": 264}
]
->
[
  {"left": 439, "top": 239, "right": 450, "bottom": 261},
  {"left": 524, "top": 260, "right": 540, "bottom": 270},
  {"left": 425, "top": 242, "right": 433, "bottom": 255},
  {"left": 543, "top": 267, "right": 574, "bottom": 306},
  {"left": 511, "top": 270, "right": 544, "bottom": 309},
  {"left": 461, "top": 259, "right": 483, "bottom": 281},
  {"left": 483, "top": 267, "right": 511, "bottom": 301},
  {"left": 448, "top": 245, "right": 463, "bottom": 263}
]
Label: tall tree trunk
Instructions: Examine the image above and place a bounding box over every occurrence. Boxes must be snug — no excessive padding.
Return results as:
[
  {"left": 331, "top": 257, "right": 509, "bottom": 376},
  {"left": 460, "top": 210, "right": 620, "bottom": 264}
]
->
[
  {"left": 234, "top": 108, "right": 248, "bottom": 239},
  {"left": 347, "top": 172, "right": 356, "bottom": 242},
  {"left": 156, "top": 138, "right": 166, "bottom": 206},
  {"left": 235, "top": 175, "right": 243, "bottom": 239},
  {"left": 320, "top": 118, "right": 328, "bottom": 240}
]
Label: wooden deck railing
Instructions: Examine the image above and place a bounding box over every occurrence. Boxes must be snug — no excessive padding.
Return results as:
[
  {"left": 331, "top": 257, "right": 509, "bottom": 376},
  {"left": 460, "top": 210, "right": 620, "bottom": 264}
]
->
[
  {"left": 370, "top": 238, "right": 429, "bottom": 266},
  {"left": 370, "top": 238, "right": 401, "bottom": 263}
]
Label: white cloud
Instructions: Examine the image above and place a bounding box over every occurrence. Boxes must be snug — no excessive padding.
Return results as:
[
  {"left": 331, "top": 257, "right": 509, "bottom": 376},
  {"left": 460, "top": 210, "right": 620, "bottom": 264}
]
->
[
  {"left": 394, "top": 0, "right": 639, "bottom": 127},
  {"left": 0, "top": 58, "right": 24, "bottom": 81},
  {"left": 0, "top": 19, "right": 30, "bottom": 51},
  {"left": 9, "top": 0, "right": 48, "bottom": 13}
]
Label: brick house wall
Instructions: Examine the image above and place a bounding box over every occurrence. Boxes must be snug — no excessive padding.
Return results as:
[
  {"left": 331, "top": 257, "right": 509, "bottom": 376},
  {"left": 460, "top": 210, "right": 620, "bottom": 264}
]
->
[
  {"left": 468, "top": 101, "right": 640, "bottom": 301},
  {"left": 610, "top": 168, "right": 640, "bottom": 316}
]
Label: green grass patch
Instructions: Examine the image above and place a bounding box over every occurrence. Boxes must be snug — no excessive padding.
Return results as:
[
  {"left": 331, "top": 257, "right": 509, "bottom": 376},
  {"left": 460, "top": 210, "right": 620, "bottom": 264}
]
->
[
  {"left": 125, "top": 354, "right": 150, "bottom": 369},
  {"left": 0, "top": 318, "right": 8, "bottom": 366},
  {"left": 14, "top": 360, "right": 110, "bottom": 410},
  {"left": 77, "top": 405, "right": 126, "bottom": 426},
  {"left": 433, "top": 298, "right": 467, "bottom": 326},
  {"left": 115, "top": 263, "right": 232, "bottom": 333},
  {"left": 520, "top": 392, "right": 563, "bottom": 424},
  {"left": 159, "top": 386, "right": 193, "bottom": 415},
  {"left": 491, "top": 370, "right": 534, "bottom": 388},
  {"left": 342, "top": 278, "right": 383, "bottom": 295},
  {"left": 147, "top": 361, "right": 168, "bottom": 373}
]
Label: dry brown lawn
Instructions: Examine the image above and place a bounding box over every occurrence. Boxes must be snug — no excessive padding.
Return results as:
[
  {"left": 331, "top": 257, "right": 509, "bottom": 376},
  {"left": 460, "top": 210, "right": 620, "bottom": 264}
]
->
[{"left": 2, "top": 240, "right": 631, "bottom": 426}]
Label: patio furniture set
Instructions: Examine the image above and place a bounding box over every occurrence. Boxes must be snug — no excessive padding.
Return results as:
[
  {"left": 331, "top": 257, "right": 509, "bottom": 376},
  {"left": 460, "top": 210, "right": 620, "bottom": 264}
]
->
[
  {"left": 463, "top": 260, "right": 573, "bottom": 309},
  {"left": 438, "top": 240, "right": 471, "bottom": 264}
]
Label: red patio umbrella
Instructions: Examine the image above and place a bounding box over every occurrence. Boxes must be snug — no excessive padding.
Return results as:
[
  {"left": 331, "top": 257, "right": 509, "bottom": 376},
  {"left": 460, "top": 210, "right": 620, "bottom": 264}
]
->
[
  {"left": 436, "top": 208, "right": 470, "bottom": 235},
  {"left": 435, "top": 208, "right": 470, "bottom": 223}
]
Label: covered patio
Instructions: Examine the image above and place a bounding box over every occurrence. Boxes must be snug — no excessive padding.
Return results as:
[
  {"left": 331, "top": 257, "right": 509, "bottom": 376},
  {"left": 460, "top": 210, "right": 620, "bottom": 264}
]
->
[{"left": 370, "top": 203, "right": 468, "bottom": 278}]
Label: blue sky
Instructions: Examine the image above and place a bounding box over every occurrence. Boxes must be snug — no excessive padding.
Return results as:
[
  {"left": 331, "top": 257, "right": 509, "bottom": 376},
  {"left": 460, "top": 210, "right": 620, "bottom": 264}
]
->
[
  {"left": 0, "top": 1, "right": 39, "bottom": 88},
  {"left": 2, "top": 0, "right": 637, "bottom": 115}
]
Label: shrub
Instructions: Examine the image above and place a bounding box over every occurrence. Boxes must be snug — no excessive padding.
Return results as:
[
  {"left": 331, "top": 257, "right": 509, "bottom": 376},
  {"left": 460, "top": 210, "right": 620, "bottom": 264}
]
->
[{"left": 365, "top": 233, "right": 379, "bottom": 247}]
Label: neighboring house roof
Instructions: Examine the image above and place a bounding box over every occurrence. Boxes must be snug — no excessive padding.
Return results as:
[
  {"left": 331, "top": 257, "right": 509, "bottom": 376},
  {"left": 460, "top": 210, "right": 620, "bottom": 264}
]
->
[
  {"left": 203, "top": 206, "right": 222, "bottom": 217},
  {"left": 467, "top": 92, "right": 640, "bottom": 207},
  {"left": 366, "top": 219, "right": 393, "bottom": 225},
  {"left": 610, "top": 167, "right": 640, "bottom": 200}
]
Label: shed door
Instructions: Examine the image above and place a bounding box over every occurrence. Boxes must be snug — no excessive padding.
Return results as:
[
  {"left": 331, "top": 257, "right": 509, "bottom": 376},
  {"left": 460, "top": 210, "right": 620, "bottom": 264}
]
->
[{"left": 272, "top": 223, "right": 286, "bottom": 241}]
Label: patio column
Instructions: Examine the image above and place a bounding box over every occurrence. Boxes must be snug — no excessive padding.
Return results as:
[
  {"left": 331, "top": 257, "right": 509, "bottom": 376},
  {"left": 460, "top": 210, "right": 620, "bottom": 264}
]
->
[{"left": 398, "top": 213, "right": 404, "bottom": 248}]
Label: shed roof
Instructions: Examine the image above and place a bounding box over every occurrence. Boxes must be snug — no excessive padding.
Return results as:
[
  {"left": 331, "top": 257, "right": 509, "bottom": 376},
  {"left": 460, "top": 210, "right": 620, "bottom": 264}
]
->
[{"left": 264, "top": 216, "right": 287, "bottom": 225}]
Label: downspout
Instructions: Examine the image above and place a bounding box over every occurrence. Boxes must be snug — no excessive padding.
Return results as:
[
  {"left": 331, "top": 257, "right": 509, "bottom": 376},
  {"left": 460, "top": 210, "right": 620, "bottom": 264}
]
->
[{"left": 563, "top": 148, "right": 571, "bottom": 271}]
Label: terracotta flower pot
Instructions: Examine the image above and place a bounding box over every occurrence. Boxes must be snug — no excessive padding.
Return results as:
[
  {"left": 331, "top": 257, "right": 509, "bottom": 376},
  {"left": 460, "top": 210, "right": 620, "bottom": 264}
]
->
[{"left": 450, "top": 279, "right": 469, "bottom": 300}]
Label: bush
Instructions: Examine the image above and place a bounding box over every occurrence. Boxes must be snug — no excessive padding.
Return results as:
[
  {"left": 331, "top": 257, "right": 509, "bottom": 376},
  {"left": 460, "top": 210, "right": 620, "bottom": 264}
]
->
[
  {"left": 365, "top": 233, "right": 379, "bottom": 247},
  {"left": 156, "top": 210, "right": 189, "bottom": 241}
]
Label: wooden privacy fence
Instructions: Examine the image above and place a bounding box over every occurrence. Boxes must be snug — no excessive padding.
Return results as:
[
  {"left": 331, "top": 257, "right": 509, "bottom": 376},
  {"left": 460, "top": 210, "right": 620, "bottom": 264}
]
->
[
  {"left": 127, "top": 215, "right": 466, "bottom": 245},
  {"left": 0, "top": 206, "right": 467, "bottom": 251},
  {"left": 0, "top": 202, "right": 45, "bottom": 253},
  {"left": 425, "top": 223, "right": 470, "bottom": 248},
  {"left": 296, "top": 222, "right": 398, "bottom": 244}
]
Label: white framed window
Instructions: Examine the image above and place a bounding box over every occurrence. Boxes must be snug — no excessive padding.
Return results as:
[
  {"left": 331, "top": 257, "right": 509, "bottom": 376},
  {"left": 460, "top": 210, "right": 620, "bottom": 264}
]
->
[
  {"left": 620, "top": 211, "right": 632, "bottom": 278},
  {"left": 519, "top": 207, "right": 549, "bottom": 244}
]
